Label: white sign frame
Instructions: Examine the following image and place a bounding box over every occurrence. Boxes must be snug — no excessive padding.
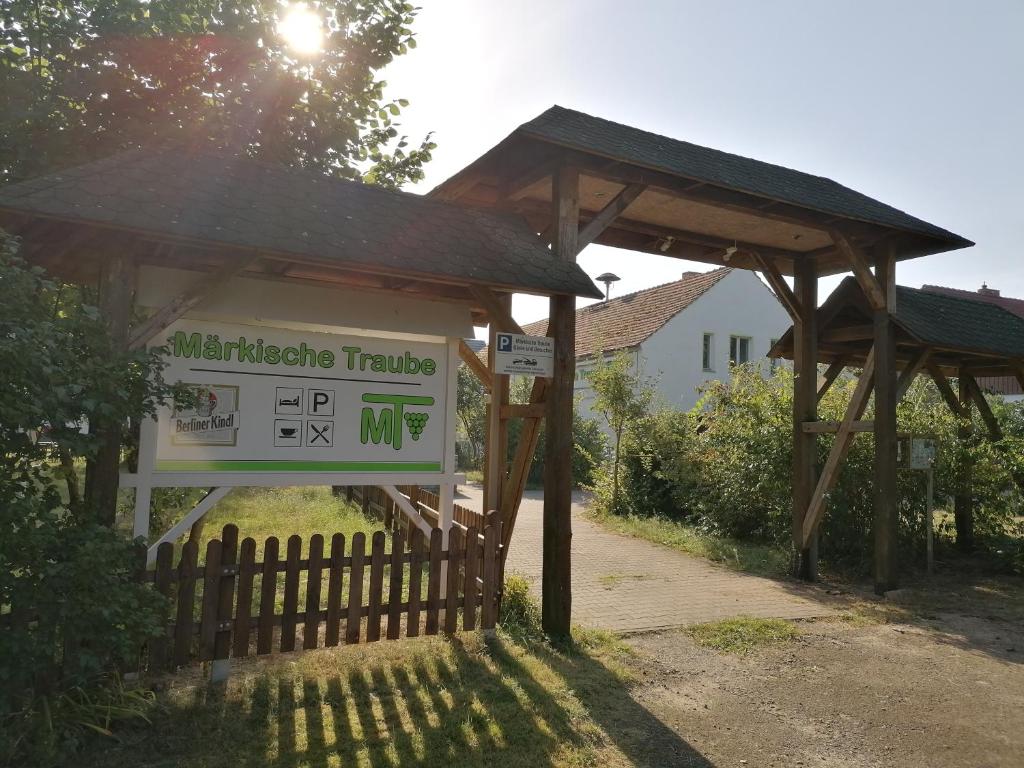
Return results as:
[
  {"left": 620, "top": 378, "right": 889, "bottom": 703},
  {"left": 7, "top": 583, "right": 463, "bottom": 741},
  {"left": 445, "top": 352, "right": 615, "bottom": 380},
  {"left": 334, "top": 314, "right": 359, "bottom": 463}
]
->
[{"left": 493, "top": 332, "right": 554, "bottom": 377}]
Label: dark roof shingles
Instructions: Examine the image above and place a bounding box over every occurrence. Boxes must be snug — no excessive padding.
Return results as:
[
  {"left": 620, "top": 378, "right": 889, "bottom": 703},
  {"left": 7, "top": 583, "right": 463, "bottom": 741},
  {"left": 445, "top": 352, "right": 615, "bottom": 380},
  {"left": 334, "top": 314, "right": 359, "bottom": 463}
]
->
[
  {"left": 518, "top": 106, "right": 970, "bottom": 247},
  {"left": 0, "top": 146, "right": 602, "bottom": 299}
]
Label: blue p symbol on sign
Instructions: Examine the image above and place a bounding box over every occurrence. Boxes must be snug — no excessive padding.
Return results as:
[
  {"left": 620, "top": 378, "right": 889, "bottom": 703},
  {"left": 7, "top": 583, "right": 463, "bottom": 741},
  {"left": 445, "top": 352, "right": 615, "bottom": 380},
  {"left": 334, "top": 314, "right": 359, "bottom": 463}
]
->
[{"left": 497, "top": 333, "right": 513, "bottom": 352}]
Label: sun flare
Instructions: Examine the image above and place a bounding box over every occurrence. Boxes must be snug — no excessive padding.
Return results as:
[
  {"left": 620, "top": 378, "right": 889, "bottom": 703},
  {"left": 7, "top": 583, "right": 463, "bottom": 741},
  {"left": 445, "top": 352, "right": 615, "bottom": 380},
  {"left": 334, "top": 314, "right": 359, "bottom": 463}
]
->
[{"left": 279, "top": 4, "right": 324, "bottom": 55}]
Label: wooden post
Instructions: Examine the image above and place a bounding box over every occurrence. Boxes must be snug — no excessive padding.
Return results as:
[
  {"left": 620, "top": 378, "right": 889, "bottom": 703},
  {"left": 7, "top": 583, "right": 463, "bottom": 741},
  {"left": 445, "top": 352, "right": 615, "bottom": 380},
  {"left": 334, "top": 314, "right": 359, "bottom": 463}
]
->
[
  {"left": 791, "top": 258, "right": 818, "bottom": 580},
  {"left": 85, "top": 253, "right": 137, "bottom": 526},
  {"left": 484, "top": 295, "right": 511, "bottom": 513},
  {"left": 542, "top": 165, "right": 579, "bottom": 637},
  {"left": 873, "top": 246, "right": 899, "bottom": 594},
  {"left": 954, "top": 374, "right": 974, "bottom": 551}
]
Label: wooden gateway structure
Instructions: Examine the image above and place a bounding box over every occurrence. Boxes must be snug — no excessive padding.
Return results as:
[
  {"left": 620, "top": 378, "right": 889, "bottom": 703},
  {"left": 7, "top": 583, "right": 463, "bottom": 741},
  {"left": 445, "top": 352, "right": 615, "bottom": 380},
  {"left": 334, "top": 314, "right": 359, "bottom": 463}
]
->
[
  {"left": 771, "top": 278, "right": 1024, "bottom": 558},
  {"left": 0, "top": 105, "right": 974, "bottom": 637},
  {"left": 433, "top": 106, "right": 972, "bottom": 600}
]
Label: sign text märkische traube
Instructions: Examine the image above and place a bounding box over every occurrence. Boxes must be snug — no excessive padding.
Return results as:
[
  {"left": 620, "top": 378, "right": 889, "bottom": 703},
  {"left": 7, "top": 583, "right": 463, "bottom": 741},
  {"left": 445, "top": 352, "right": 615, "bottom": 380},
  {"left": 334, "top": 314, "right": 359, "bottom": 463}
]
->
[{"left": 155, "top": 320, "right": 449, "bottom": 473}]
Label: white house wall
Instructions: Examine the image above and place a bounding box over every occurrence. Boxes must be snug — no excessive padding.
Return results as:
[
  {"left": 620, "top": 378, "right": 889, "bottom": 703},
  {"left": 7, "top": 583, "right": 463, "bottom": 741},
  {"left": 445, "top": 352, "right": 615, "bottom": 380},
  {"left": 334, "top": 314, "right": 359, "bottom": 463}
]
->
[{"left": 573, "top": 270, "right": 791, "bottom": 431}]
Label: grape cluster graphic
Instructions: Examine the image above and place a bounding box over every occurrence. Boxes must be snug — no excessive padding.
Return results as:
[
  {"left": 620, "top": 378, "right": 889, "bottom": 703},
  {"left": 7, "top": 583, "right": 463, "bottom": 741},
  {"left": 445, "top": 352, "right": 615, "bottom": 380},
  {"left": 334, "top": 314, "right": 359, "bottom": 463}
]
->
[{"left": 403, "top": 411, "right": 429, "bottom": 441}]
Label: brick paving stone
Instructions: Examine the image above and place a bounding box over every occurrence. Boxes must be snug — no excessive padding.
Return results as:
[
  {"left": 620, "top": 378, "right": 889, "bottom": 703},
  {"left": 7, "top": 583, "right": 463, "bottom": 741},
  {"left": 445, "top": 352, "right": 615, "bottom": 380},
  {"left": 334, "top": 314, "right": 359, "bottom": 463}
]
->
[{"left": 457, "top": 485, "right": 836, "bottom": 633}]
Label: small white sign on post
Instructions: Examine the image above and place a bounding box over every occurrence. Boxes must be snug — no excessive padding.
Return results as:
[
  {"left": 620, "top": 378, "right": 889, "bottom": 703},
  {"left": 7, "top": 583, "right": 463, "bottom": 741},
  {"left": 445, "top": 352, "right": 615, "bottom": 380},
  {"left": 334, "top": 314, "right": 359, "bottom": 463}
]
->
[{"left": 493, "top": 333, "right": 554, "bottom": 377}]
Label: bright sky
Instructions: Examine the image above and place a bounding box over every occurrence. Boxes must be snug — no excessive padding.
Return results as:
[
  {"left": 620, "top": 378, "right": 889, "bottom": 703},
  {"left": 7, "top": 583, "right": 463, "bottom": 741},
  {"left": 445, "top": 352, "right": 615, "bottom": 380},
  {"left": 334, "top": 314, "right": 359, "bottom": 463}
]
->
[{"left": 380, "top": 0, "right": 1024, "bottom": 332}]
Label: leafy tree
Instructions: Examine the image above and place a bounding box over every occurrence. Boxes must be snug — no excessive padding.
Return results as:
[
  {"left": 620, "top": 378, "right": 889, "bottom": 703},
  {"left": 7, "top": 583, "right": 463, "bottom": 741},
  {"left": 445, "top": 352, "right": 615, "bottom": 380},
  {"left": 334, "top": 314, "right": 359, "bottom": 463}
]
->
[
  {"left": 587, "top": 350, "right": 655, "bottom": 514},
  {"left": 0, "top": 235, "right": 172, "bottom": 763},
  {"left": 456, "top": 363, "right": 487, "bottom": 468},
  {"left": 0, "top": 0, "right": 433, "bottom": 186}
]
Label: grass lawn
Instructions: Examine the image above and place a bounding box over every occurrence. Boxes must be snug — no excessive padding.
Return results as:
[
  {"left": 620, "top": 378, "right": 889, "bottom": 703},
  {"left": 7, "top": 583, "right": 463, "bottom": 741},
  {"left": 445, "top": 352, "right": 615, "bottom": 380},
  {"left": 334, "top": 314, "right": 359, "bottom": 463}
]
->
[
  {"left": 87, "top": 630, "right": 647, "bottom": 768},
  {"left": 586, "top": 509, "right": 791, "bottom": 578},
  {"left": 80, "top": 487, "right": 685, "bottom": 767}
]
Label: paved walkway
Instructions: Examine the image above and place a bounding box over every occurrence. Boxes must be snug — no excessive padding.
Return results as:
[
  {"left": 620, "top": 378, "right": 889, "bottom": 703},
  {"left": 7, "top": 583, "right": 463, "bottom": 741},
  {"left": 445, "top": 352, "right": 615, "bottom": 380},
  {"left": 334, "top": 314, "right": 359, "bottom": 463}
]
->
[{"left": 457, "top": 486, "right": 835, "bottom": 633}]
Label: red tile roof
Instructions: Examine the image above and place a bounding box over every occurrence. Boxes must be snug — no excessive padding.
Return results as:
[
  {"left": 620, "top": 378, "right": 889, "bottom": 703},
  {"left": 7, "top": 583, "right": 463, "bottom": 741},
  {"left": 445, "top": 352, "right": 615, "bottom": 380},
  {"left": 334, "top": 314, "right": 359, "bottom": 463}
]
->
[{"left": 516, "top": 267, "right": 732, "bottom": 359}]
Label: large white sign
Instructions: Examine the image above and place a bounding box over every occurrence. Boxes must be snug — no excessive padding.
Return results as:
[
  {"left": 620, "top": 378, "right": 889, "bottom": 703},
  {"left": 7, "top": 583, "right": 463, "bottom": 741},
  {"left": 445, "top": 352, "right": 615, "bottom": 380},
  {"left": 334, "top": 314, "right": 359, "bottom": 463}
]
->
[
  {"left": 155, "top": 319, "right": 449, "bottom": 474},
  {"left": 494, "top": 332, "right": 554, "bottom": 377}
]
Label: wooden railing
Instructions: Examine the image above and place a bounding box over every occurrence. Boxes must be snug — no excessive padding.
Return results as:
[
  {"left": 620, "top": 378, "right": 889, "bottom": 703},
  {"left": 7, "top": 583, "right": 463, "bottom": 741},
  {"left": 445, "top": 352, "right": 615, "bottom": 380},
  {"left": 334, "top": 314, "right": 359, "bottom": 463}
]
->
[
  {"left": 349, "top": 485, "right": 491, "bottom": 541},
  {"left": 145, "top": 521, "right": 502, "bottom": 671}
]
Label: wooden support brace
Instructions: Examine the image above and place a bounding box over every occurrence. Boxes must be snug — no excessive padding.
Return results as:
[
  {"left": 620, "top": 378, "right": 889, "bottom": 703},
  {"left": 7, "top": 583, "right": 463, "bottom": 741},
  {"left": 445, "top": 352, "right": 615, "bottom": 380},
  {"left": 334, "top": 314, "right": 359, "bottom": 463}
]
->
[
  {"left": 576, "top": 183, "right": 646, "bottom": 252},
  {"left": 470, "top": 285, "right": 525, "bottom": 335},
  {"left": 128, "top": 254, "right": 258, "bottom": 350},
  {"left": 802, "top": 420, "right": 874, "bottom": 434},
  {"left": 832, "top": 231, "right": 886, "bottom": 311},
  {"left": 501, "top": 403, "right": 546, "bottom": 419},
  {"left": 817, "top": 361, "right": 845, "bottom": 402},
  {"left": 802, "top": 348, "right": 876, "bottom": 547},
  {"left": 499, "top": 377, "right": 547, "bottom": 553},
  {"left": 928, "top": 362, "right": 968, "bottom": 418},
  {"left": 752, "top": 252, "right": 802, "bottom": 322},
  {"left": 963, "top": 374, "right": 1003, "bottom": 442},
  {"left": 502, "top": 158, "right": 561, "bottom": 202},
  {"left": 458, "top": 339, "right": 492, "bottom": 392},
  {"left": 896, "top": 348, "right": 932, "bottom": 402}
]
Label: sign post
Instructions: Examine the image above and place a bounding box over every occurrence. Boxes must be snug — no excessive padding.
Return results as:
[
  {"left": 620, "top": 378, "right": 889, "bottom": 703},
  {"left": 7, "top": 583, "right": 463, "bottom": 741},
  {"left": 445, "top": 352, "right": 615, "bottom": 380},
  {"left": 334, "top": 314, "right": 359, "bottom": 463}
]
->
[{"left": 898, "top": 436, "right": 937, "bottom": 574}]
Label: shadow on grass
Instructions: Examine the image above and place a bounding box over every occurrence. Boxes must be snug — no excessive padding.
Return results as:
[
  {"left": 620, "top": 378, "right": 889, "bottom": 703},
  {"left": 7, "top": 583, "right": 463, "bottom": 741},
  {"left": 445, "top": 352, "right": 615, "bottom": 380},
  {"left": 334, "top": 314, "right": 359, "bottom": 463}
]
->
[{"left": 84, "top": 635, "right": 713, "bottom": 768}]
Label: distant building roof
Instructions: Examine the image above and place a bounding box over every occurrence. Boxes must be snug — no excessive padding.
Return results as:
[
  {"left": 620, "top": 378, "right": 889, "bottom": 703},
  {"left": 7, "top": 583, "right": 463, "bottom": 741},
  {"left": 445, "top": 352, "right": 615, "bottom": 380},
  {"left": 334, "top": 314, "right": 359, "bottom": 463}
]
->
[
  {"left": 772, "top": 277, "right": 1024, "bottom": 377},
  {"left": 922, "top": 283, "right": 1024, "bottom": 395},
  {"left": 0, "top": 145, "right": 603, "bottom": 300},
  {"left": 487, "top": 267, "right": 731, "bottom": 360}
]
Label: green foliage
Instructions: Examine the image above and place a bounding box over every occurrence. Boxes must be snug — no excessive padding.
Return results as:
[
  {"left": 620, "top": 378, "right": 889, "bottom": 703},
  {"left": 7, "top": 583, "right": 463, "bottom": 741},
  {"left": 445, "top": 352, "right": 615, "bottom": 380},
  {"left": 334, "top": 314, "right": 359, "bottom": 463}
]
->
[
  {"left": 1, "top": 0, "right": 433, "bottom": 187},
  {"left": 586, "top": 350, "right": 657, "bottom": 514},
  {"left": 506, "top": 376, "right": 606, "bottom": 488},
  {"left": 598, "top": 363, "right": 1023, "bottom": 573},
  {"left": 0, "top": 236, "right": 170, "bottom": 764},
  {"left": 456, "top": 364, "right": 487, "bottom": 469}
]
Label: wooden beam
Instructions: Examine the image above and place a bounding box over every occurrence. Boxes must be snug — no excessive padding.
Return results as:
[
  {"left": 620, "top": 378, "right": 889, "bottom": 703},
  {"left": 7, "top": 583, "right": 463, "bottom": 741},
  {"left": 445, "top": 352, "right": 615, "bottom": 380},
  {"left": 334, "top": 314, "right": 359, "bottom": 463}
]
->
[
  {"left": 470, "top": 285, "right": 525, "bottom": 335},
  {"left": 802, "top": 348, "right": 876, "bottom": 548},
  {"left": 832, "top": 231, "right": 886, "bottom": 311},
  {"left": 128, "top": 255, "right": 258, "bottom": 350},
  {"left": 501, "top": 158, "right": 560, "bottom": 202},
  {"left": 752, "top": 252, "right": 802, "bottom": 322},
  {"left": 955, "top": 375, "right": 975, "bottom": 551},
  {"left": 1012, "top": 362, "right": 1024, "bottom": 393},
  {"left": 927, "top": 362, "right": 967, "bottom": 418},
  {"left": 896, "top": 348, "right": 932, "bottom": 402},
  {"left": 458, "top": 340, "right": 492, "bottom": 392},
  {"left": 501, "top": 403, "right": 546, "bottom": 419},
  {"left": 821, "top": 324, "right": 874, "bottom": 343},
  {"left": 817, "top": 360, "right": 845, "bottom": 402},
  {"left": 576, "top": 183, "right": 646, "bottom": 253},
  {"left": 872, "top": 245, "right": 898, "bottom": 594},
  {"left": 542, "top": 165, "right": 579, "bottom": 638},
  {"left": 499, "top": 377, "right": 547, "bottom": 553},
  {"left": 802, "top": 420, "right": 874, "bottom": 434},
  {"left": 791, "top": 259, "right": 819, "bottom": 579},
  {"left": 484, "top": 294, "right": 511, "bottom": 515}
]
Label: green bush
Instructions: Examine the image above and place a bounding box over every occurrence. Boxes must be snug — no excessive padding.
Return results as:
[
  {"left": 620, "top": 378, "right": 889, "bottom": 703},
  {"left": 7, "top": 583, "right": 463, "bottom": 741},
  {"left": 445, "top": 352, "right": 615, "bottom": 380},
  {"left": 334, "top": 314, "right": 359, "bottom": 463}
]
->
[
  {"left": 595, "top": 364, "right": 1023, "bottom": 573},
  {"left": 0, "top": 236, "right": 170, "bottom": 764},
  {"left": 498, "top": 573, "right": 543, "bottom": 642}
]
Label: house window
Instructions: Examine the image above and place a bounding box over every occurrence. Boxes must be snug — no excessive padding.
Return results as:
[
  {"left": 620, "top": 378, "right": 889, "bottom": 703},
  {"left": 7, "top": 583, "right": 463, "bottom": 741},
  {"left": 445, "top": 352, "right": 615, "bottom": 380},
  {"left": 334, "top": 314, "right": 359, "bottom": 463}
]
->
[
  {"left": 729, "top": 335, "right": 751, "bottom": 365},
  {"left": 702, "top": 333, "right": 714, "bottom": 371}
]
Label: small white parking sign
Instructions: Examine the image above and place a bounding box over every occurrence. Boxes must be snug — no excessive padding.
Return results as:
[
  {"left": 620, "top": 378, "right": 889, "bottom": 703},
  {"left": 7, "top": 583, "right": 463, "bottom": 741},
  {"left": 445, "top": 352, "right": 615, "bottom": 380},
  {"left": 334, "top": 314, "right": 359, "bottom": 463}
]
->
[{"left": 494, "top": 333, "right": 554, "bottom": 377}]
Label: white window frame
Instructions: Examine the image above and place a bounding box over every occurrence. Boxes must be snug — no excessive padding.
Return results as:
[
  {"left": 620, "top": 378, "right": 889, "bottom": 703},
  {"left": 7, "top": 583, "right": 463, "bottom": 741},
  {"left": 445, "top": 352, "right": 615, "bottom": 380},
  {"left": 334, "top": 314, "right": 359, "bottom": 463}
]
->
[
  {"left": 729, "top": 335, "right": 751, "bottom": 365},
  {"left": 702, "top": 332, "right": 715, "bottom": 372}
]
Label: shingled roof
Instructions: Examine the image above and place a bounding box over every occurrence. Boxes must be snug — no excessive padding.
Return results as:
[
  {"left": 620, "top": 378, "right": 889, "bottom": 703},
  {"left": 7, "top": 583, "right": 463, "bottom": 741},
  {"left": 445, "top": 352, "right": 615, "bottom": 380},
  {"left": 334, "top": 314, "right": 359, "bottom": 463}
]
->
[
  {"left": 922, "top": 284, "right": 1024, "bottom": 321},
  {"left": 0, "top": 145, "right": 602, "bottom": 299},
  {"left": 772, "top": 277, "right": 1024, "bottom": 371},
  {"left": 502, "top": 267, "right": 731, "bottom": 359},
  {"left": 518, "top": 106, "right": 968, "bottom": 246}
]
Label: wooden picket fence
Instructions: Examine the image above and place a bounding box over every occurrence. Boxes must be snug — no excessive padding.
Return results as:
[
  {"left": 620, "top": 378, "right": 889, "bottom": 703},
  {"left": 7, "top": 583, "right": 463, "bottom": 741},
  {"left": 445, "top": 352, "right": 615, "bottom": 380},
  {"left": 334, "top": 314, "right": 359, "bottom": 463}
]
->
[
  {"left": 144, "top": 521, "right": 502, "bottom": 671},
  {"left": 349, "top": 485, "right": 490, "bottom": 542}
]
